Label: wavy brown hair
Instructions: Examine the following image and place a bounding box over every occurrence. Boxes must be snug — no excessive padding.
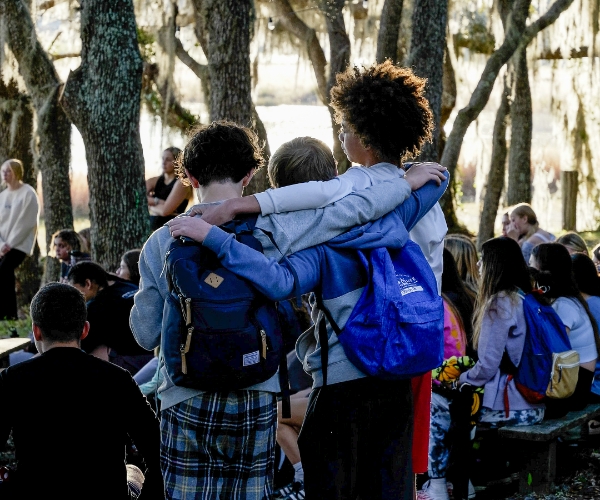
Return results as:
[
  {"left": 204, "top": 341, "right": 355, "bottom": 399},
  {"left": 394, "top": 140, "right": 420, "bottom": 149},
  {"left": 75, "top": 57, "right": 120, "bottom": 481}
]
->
[
  {"left": 330, "top": 61, "right": 433, "bottom": 163},
  {"left": 472, "top": 237, "right": 532, "bottom": 348}
]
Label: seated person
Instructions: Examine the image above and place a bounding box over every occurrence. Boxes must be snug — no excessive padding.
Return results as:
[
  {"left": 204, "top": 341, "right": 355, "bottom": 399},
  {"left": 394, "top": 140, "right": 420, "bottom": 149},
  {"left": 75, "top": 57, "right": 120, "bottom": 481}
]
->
[
  {"left": 0, "top": 283, "right": 163, "bottom": 499},
  {"left": 51, "top": 228, "right": 90, "bottom": 281},
  {"left": 67, "top": 261, "right": 153, "bottom": 374},
  {"left": 458, "top": 237, "right": 545, "bottom": 428}
]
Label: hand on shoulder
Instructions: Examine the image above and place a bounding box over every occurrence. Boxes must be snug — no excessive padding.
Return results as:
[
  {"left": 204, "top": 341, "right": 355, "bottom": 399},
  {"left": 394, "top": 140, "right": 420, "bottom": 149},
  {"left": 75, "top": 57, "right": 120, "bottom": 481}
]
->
[{"left": 404, "top": 162, "right": 447, "bottom": 190}]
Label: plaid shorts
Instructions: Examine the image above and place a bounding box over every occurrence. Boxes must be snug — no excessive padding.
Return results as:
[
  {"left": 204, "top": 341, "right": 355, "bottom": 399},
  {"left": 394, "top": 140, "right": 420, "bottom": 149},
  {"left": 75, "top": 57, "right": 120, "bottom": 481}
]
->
[{"left": 161, "top": 391, "right": 277, "bottom": 500}]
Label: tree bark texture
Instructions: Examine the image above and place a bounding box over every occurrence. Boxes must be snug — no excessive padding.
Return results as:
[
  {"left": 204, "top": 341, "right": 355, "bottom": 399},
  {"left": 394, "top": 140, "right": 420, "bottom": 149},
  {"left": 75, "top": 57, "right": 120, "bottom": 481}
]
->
[
  {"left": 320, "top": 0, "right": 351, "bottom": 173},
  {"left": 407, "top": 0, "right": 448, "bottom": 162},
  {"left": 61, "top": 0, "right": 148, "bottom": 270},
  {"left": 562, "top": 171, "right": 578, "bottom": 230},
  {"left": 506, "top": 46, "right": 533, "bottom": 205},
  {"left": 2, "top": 0, "right": 74, "bottom": 282},
  {"left": 0, "top": 79, "right": 42, "bottom": 306},
  {"left": 376, "top": 0, "right": 404, "bottom": 64},
  {"left": 202, "top": 0, "right": 253, "bottom": 125},
  {"left": 189, "top": 0, "right": 270, "bottom": 197},
  {"left": 439, "top": 0, "right": 574, "bottom": 230},
  {"left": 477, "top": 79, "right": 511, "bottom": 249},
  {"left": 0, "top": 79, "right": 34, "bottom": 184}
]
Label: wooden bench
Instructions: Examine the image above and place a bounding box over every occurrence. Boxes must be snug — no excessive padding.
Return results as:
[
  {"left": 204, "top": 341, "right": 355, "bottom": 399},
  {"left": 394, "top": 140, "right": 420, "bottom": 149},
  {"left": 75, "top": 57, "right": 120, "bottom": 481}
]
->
[
  {"left": 497, "top": 403, "right": 600, "bottom": 494},
  {"left": 0, "top": 338, "right": 32, "bottom": 369}
]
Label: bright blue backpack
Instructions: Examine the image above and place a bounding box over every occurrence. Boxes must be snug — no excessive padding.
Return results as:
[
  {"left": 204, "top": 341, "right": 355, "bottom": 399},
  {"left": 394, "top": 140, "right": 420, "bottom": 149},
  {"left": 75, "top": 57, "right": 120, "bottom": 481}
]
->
[
  {"left": 318, "top": 240, "right": 444, "bottom": 384},
  {"left": 161, "top": 215, "right": 287, "bottom": 393},
  {"left": 512, "top": 291, "right": 578, "bottom": 403}
]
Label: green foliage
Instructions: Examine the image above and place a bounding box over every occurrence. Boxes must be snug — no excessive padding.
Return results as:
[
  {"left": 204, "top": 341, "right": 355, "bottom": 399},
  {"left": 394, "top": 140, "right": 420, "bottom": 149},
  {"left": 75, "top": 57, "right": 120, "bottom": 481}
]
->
[
  {"left": 1, "top": 316, "right": 31, "bottom": 339},
  {"left": 137, "top": 27, "right": 156, "bottom": 62},
  {"left": 454, "top": 9, "right": 496, "bottom": 55}
]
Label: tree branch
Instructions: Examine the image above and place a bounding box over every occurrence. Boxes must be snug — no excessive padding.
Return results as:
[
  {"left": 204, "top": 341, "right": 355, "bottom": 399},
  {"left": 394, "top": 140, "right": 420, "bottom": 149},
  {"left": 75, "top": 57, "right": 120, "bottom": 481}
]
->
[
  {"left": 271, "top": 0, "right": 328, "bottom": 104},
  {"left": 440, "top": 0, "right": 574, "bottom": 174}
]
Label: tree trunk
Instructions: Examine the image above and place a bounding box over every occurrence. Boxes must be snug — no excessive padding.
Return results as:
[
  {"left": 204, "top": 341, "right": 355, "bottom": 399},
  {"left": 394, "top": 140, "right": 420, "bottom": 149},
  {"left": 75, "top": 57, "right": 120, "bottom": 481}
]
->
[
  {"left": 320, "top": 0, "right": 351, "bottom": 173},
  {"left": 407, "top": 0, "right": 449, "bottom": 162},
  {"left": 561, "top": 171, "right": 578, "bottom": 231},
  {"left": 376, "top": 0, "right": 404, "bottom": 64},
  {"left": 506, "top": 45, "right": 533, "bottom": 205},
  {"left": 0, "top": 79, "right": 42, "bottom": 308},
  {"left": 439, "top": 0, "right": 574, "bottom": 231},
  {"left": 477, "top": 78, "right": 511, "bottom": 249},
  {"left": 202, "top": 0, "right": 253, "bottom": 125},
  {"left": 61, "top": 0, "right": 148, "bottom": 270},
  {"left": 272, "top": 0, "right": 328, "bottom": 104},
  {"left": 3, "top": 0, "right": 74, "bottom": 282}
]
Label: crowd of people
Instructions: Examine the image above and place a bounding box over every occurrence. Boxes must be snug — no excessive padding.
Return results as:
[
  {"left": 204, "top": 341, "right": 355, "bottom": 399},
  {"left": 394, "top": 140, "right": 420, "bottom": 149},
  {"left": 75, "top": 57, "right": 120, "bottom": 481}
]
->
[{"left": 1, "top": 60, "right": 600, "bottom": 500}]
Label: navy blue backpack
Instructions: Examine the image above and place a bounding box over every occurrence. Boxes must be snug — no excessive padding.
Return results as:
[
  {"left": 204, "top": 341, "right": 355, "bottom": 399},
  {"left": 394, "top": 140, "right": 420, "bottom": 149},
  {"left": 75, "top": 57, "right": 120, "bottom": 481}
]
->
[
  {"left": 162, "top": 215, "right": 288, "bottom": 393},
  {"left": 511, "top": 291, "right": 578, "bottom": 403},
  {"left": 318, "top": 240, "right": 444, "bottom": 384}
]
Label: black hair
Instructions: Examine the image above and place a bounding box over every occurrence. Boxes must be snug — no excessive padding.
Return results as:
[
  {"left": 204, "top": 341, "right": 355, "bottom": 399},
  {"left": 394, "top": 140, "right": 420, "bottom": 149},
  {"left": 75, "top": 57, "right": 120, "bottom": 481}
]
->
[
  {"left": 121, "top": 249, "right": 141, "bottom": 286},
  {"left": 176, "top": 121, "right": 264, "bottom": 187},
  {"left": 330, "top": 60, "right": 433, "bottom": 162},
  {"left": 30, "top": 283, "right": 87, "bottom": 343},
  {"left": 67, "top": 261, "right": 109, "bottom": 289},
  {"left": 571, "top": 253, "right": 600, "bottom": 297},
  {"left": 441, "top": 248, "right": 475, "bottom": 340}
]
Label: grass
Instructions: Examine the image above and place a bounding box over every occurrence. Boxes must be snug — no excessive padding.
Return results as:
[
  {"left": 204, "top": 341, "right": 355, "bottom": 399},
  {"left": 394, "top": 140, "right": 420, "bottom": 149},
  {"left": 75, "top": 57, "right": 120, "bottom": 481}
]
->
[{"left": 0, "top": 317, "right": 32, "bottom": 340}]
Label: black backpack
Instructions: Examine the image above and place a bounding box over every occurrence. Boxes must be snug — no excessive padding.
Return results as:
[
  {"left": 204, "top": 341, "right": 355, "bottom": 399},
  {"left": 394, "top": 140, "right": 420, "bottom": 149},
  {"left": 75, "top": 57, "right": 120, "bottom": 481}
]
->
[{"left": 161, "top": 215, "right": 290, "bottom": 402}]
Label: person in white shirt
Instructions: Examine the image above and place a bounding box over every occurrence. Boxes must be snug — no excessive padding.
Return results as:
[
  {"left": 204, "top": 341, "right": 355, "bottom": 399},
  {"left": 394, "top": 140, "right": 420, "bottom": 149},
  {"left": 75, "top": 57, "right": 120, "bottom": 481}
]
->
[{"left": 0, "top": 159, "right": 39, "bottom": 320}]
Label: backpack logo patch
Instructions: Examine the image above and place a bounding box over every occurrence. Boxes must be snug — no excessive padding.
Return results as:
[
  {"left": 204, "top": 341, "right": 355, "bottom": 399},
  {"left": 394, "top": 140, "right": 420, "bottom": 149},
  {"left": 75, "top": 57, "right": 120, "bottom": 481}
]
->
[
  {"left": 204, "top": 273, "right": 224, "bottom": 288},
  {"left": 243, "top": 350, "right": 260, "bottom": 367},
  {"left": 396, "top": 274, "right": 424, "bottom": 296}
]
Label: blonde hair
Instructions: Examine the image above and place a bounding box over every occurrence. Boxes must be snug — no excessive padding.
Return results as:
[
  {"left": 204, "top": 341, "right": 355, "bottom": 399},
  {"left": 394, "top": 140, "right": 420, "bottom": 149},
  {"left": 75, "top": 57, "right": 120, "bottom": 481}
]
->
[
  {"left": 510, "top": 203, "right": 539, "bottom": 240},
  {"left": 2, "top": 159, "right": 24, "bottom": 181},
  {"left": 556, "top": 232, "right": 589, "bottom": 256},
  {"left": 268, "top": 137, "right": 337, "bottom": 188},
  {"left": 444, "top": 234, "right": 479, "bottom": 294}
]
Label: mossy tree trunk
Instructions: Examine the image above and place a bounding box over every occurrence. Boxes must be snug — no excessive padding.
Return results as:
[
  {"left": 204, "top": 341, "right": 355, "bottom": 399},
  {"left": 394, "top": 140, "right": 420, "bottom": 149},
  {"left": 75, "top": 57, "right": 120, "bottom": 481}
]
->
[
  {"left": 61, "top": 0, "right": 148, "bottom": 271},
  {"left": 506, "top": 45, "right": 533, "bottom": 205},
  {"left": 320, "top": 0, "right": 351, "bottom": 173},
  {"left": 0, "top": 77, "right": 42, "bottom": 308},
  {"left": 407, "top": 0, "right": 449, "bottom": 162},
  {"left": 376, "top": 0, "right": 404, "bottom": 64},
  {"left": 192, "top": 0, "right": 270, "bottom": 194},
  {"left": 3, "top": 0, "right": 73, "bottom": 283}
]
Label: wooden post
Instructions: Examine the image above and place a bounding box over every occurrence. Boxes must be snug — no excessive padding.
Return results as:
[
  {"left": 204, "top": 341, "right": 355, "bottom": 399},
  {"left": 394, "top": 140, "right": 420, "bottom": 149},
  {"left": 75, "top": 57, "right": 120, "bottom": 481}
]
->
[{"left": 562, "top": 170, "right": 578, "bottom": 231}]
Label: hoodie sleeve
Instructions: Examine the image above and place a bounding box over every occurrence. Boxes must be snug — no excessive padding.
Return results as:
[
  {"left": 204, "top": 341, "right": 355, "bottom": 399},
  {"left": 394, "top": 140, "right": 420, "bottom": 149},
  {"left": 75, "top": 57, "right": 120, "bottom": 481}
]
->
[
  {"left": 254, "top": 168, "right": 375, "bottom": 215},
  {"left": 258, "top": 176, "right": 412, "bottom": 257},
  {"left": 394, "top": 172, "right": 449, "bottom": 232},
  {"left": 130, "top": 232, "right": 166, "bottom": 350},
  {"left": 203, "top": 226, "right": 322, "bottom": 300}
]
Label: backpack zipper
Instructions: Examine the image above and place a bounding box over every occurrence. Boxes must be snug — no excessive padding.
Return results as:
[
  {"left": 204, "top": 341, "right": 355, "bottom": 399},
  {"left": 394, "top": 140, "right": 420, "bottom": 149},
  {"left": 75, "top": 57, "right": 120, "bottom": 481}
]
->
[
  {"left": 160, "top": 249, "right": 173, "bottom": 278},
  {"left": 180, "top": 297, "right": 193, "bottom": 374},
  {"left": 260, "top": 330, "right": 267, "bottom": 360}
]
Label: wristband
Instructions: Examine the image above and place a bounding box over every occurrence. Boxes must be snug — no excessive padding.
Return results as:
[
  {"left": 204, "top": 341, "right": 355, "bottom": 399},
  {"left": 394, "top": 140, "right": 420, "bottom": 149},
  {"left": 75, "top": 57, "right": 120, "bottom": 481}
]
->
[{"left": 154, "top": 197, "right": 159, "bottom": 206}]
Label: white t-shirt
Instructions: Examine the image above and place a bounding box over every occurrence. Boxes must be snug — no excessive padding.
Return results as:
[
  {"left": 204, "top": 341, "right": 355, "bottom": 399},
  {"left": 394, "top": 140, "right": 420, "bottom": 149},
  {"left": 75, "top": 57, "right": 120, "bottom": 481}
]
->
[
  {"left": 0, "top": 183, "right": 39, "bottom": 255},
  {"left": 552, "top": 297, "right": 598, "bottom": 363}
]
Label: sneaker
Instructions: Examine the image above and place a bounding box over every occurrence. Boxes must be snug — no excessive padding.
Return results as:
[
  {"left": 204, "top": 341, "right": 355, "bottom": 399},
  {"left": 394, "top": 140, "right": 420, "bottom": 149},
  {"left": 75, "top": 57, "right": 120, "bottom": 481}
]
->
[
  {"left": 417, "top": 480, "right": 450, "bottom": 500},
  {"left": 282, "top": 481, "right": 305, "bottom": 500},
  {"left": 274, "top": 481, "right": 303, "bottom": 499}
]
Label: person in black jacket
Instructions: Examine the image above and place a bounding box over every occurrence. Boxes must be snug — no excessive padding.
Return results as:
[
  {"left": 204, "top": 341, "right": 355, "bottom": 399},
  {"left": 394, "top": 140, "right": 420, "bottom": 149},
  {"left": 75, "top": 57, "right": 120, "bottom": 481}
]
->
[
  {"left": 68, "top": 261, "right": 153, "bottom": 374},
  {"left": 0, "top": 283, "right": 164, "bottom": 499}
]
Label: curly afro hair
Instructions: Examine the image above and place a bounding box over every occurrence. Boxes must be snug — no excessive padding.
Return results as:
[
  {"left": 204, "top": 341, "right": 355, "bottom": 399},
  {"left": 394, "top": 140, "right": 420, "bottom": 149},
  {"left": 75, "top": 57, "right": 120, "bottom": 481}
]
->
[
  {"left": 330, "top": 61, "right": 434, "bottom": 162},
  {"left": 176, "top": 121, "right": 264, "bottom": 187}
]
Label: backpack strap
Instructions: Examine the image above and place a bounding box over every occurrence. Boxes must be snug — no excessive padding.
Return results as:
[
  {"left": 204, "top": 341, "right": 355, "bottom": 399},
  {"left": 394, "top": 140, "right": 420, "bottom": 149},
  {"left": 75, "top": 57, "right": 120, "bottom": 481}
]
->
[
  {"left": 278, "top": 350, "right": 291, "bottom": 419},
  {"left": 314, "top": 294, "right": 343, "bottom": 388}
]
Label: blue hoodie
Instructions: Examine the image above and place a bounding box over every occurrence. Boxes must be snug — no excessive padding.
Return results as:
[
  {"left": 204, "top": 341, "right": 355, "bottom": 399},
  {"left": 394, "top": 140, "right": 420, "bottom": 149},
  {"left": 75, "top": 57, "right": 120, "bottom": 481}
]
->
[{"left": 203, "top": 174, "right": 449, "bottom": 388}]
